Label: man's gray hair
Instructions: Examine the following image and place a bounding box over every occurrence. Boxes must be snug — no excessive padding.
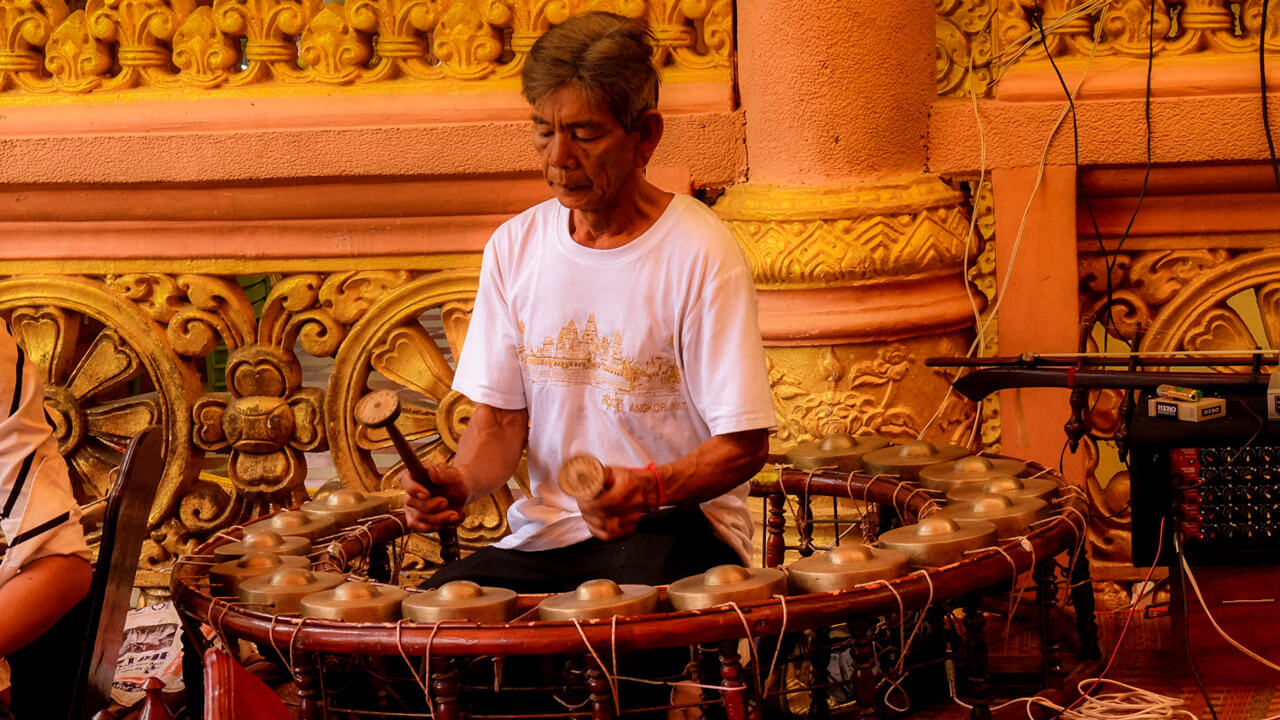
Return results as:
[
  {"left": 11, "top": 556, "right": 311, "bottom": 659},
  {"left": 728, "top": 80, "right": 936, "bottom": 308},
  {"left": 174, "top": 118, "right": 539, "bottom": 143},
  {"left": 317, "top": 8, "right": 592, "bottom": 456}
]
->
[{"left": 522, "top": 12, "right": 660, "bottom": 132}]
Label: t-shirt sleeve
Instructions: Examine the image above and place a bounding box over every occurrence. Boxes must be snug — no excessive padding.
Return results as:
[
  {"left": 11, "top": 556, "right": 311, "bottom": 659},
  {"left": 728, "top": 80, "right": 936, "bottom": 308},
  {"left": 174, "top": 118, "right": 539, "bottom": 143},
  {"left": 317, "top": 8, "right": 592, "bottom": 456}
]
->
[
  {"left": 451, "top": 240, "right": 528, "bottom": 410},
  {"left": 681, "top": 266, "right": 776, "bottom": 436}
]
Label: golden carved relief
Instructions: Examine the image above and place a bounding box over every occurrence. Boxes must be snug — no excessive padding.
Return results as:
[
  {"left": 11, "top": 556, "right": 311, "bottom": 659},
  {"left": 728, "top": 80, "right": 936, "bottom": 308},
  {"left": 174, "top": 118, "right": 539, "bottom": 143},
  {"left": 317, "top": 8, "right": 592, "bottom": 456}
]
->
[
  {"left": 767, "top": 337, "right": 977, "bottom": 449},
  {"left": 716, "top": 176, "right": 973, "bottom": 289},
  {"left": 938, "top": 0, "right": 1280, "bottom": 98},
  {"left": 966, "top": 178, "right": 1001, "bottom": 450},
  {"left": 0, "top": 266, "right": 519, "bottom": 591},
  {"left": 0, "top": 0, "right": 730, "bottom": 97}
]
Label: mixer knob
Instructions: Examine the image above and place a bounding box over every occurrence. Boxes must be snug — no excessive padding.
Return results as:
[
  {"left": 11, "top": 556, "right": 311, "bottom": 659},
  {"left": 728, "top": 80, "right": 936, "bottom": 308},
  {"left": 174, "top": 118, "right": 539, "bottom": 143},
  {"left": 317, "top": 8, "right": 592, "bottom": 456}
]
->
[{"left": 1200, "top": 449, "right": 1220, "bottom": 465}]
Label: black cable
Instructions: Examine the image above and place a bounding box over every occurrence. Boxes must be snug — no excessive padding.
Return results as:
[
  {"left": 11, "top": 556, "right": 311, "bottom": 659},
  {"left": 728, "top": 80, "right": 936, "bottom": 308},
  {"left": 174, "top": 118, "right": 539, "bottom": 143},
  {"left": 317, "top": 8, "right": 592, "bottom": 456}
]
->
[
  {"left": 1176, "top": 542, "right": 1222, "bottom": 720},
  {"left": 1262, "top": 0, "right": 1280, "bottom": 193},
  {"left": 1030, "top": 6, "right": 1122, "bottom": 348}
]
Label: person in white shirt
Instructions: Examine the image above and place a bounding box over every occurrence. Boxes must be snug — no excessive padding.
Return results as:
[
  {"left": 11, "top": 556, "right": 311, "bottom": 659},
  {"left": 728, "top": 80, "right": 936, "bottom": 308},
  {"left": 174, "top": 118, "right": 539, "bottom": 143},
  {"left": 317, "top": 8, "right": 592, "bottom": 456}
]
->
[
  {"left": 402, "top": 11, "right": 775, "bottom": 593},
  {"left": 0, "top": 320, "right": 92, "bottom": 716}
]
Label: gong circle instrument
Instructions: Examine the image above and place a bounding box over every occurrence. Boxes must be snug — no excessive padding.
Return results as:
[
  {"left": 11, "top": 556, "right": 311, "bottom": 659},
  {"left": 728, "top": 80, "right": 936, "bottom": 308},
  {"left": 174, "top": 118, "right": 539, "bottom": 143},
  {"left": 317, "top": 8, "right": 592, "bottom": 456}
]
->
[
  {"left": 299, "top": 488, "right": 390, "bottom": 529},
  {"left": 209, "top": 551, "right": 311, "bottom": 596},
  {"left": 173, "top": 454, "right": 1093, "bottom": 720},
  {"left": 784, "top": 433, "right": 890, "bottom": 472}
]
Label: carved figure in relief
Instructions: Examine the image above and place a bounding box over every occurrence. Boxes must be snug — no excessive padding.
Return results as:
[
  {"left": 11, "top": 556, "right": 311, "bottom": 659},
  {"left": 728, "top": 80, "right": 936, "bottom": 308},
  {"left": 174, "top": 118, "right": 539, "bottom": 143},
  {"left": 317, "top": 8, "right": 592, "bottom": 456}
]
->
[{"left": 400, "top": 14, "right": 773, "bottom": 613}]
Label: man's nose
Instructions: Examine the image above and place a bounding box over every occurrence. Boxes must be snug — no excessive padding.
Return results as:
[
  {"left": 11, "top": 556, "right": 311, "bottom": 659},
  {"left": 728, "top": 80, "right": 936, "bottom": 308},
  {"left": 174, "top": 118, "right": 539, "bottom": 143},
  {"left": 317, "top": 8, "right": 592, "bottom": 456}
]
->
[{"left": 549, "top": 132, "right": 575, "bottom": 168}]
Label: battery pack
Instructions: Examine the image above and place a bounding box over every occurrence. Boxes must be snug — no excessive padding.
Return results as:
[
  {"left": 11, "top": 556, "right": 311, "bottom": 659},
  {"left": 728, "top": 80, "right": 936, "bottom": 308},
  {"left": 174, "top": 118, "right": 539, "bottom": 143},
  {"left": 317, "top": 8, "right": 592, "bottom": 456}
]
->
[{"left": 1147, "top": 396, "right": 1226, "bottom": 422}]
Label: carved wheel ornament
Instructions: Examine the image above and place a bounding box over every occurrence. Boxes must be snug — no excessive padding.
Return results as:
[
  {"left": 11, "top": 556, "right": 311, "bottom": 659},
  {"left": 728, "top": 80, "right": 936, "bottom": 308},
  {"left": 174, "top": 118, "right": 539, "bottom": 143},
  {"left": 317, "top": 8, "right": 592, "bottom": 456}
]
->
[
  {"left": 326, "top": 269, "right": 521, "bottom": 565},
  {"left": 0, "top": 276, "right": 202, "bottom": 528}
]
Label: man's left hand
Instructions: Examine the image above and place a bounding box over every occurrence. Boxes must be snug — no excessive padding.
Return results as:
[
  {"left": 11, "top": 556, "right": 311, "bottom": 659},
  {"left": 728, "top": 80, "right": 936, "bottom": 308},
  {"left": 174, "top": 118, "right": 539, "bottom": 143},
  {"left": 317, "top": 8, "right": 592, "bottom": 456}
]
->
[{"left": 578, "top": 465, "right": 661, "bottom": 541}]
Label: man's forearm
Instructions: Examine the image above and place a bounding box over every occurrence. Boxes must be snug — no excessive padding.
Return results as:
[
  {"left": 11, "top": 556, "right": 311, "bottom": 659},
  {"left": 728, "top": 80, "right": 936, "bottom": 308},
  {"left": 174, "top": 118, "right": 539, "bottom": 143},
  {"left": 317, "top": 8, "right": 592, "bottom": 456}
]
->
[
  {"left": 0, "top": 554, "right": 91, "bottom": 657},
  {"left": 452, "top": 403, "right": 529, "bottom": 503},
  {"left": 654, "top": 429, "right": 769, "bottom": 507}
]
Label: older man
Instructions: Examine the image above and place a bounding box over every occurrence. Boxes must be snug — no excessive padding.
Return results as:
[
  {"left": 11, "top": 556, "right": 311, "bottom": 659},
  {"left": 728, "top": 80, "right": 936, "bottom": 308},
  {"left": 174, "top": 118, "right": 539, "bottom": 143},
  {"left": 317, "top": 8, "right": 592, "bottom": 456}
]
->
[{"left": 403, "top": 11, "right": 774, "bottom": 593}]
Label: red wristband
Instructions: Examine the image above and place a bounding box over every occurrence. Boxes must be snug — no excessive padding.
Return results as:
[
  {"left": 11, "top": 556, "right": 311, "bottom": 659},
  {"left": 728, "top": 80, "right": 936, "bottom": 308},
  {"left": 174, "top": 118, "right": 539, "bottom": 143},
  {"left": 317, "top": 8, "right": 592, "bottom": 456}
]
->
[{"left": 630, "top": 462, "right": 664, "bottom": 511}]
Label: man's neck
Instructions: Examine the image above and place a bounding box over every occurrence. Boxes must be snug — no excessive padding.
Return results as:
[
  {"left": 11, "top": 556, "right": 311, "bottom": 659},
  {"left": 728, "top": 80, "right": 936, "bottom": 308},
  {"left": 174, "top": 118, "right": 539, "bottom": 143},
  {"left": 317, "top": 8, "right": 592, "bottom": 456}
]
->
[{"left": 569, "top": 180, "right": 673, "bottom": 250}]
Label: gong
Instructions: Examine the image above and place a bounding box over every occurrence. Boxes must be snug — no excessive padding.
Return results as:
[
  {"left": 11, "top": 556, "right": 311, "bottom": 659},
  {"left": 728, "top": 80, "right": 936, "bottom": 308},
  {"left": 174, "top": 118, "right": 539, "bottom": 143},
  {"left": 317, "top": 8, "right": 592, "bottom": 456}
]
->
[
  {"left": 860, "top": 441, "right": 969, "bottom": 482},
  {"left": 245, "top": 510, "right": 338, "bottom": 542},
  {"left": 300, "top": 581, "right": 410, "bottom": 623},
  {"left": 936, "top": 493, "right": 1049, "bottom": 539},
  {"left": 917, "top": 455, "right": 1028, "bottom": 493},
  {"left": 212, "top": 528, "right": 313, "bottom": 560},
  {"left": 667, "top": 565, "right": 787, "bottom": 610},
  {"left": 787, "top": 544, "right": 911, "bottom": 593},
  {"left": 785, "top": 433, "right": 890, "bottom": 472},
  {"left": 946, "top": 475, "right": 1058, "bottom": 505},
  {"left": 537, "top": 579, "right": 658, "bottom": 621},
  {"left": 209, "top": 551, "right": 310, "bottom": 597},
  {"left": 238, "top": 567, "right": 346, "bottom": 614},
  {"left": 403, "top": 580, "right": 520, "bottom": 624},
  {"left": 878, "top": 516, "right": 998, "bottom": 567},
  {"left": 300, "top": 488, "right": 391, "bottom": 529}
]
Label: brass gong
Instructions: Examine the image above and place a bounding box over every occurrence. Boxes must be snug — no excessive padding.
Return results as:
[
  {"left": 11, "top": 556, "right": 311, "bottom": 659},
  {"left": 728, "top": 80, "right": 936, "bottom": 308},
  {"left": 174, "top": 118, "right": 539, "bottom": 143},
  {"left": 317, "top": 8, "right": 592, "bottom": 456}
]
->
[
  {"left": 209, "top": 551, "right": 310, "bottom": 597},
  {"left": 402, "top": 580, "right": 519, "bottom": 624},
  {"left": 878, "top": 516, "right": 998, "bottom": 568},
  {"left": 667, "top": 565, "right": 787, "bottom": 610},
  {"left": 946, "top": 475, "right": 1059, "bottom": 505},
  {"left": 917, "top": 455, "right": 1028, "bottom": 493},
  {"left": 537, "top": 579, "right": 658, "bottom": 621},
  {"left": 300, "top": 581, "right": 410, "bottom": 623},
  {"left": 860, "top": 441, "right": 969, "bottom": 482},
  {"left": 212, "top": 528, "right": 313, "bottom": 560},
  {"left": 784, "top": 433, "right": 890, "bottom": 472},
  {"left": 787, "top": 544, "right": 912, "bottom": 594},
  {"left": 300, "top": 488, "right": 391, "bottom": 529},
  {"left": 238, "top": 567, "right": 346, "bottom": 614},
  {"left": 936, "top": 493, "right": 1049, "bottom": 539},
  {"left": 245, "top": 510, "right": 338, "bottom": 542}
]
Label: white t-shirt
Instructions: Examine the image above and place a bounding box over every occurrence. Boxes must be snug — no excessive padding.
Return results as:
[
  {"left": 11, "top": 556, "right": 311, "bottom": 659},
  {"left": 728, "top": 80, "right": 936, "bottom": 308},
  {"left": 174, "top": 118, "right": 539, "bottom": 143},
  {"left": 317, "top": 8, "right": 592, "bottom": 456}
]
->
[
  {"left": 452, "top": 194, "right": 775, "bottom": 563},
  {"left": 0, "top": 321, "right": 91, "bottom": 588}
]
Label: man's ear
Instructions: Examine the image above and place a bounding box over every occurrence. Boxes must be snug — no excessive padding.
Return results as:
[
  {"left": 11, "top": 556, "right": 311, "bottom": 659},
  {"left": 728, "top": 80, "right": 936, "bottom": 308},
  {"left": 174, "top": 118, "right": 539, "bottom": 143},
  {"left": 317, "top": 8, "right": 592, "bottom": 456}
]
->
[{"left": 632, "top": 110, "right": 664, "bottom": 169}]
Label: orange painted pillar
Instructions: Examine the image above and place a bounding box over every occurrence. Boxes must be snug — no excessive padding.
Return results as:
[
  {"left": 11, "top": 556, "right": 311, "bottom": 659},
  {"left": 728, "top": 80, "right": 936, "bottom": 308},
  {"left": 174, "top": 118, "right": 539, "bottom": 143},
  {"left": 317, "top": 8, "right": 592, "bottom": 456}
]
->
[
  {"left": 721, "top": 0, "right": 979, "bottom": 449},
  {"left": 992, "top": 164, "right": 1084, "bottom": 478}
]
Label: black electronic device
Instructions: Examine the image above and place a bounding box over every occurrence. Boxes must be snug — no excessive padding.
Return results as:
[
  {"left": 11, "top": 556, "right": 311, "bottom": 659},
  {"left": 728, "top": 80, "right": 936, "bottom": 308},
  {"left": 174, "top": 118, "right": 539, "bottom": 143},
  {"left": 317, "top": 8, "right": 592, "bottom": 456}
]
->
[{"left": 1129, "top": 391, "right": 1280, "bottom": 566}]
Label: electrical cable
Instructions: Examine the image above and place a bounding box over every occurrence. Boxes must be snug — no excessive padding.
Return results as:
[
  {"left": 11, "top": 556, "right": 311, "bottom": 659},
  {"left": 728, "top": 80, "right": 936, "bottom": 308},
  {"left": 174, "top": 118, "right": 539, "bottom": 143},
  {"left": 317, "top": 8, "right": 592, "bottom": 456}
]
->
[
  {"left": 918, "top": 4, "right": 1110, "bottom": 440},
  {"left": 1175, "top": 542, "right": 1221, "bottom": 720},
  {"left": 1262, "top": 0, "right": 1280, "bottom": 194},
  {"left": 1177, "top": 535, "right": 1280, "bottom": 674}
]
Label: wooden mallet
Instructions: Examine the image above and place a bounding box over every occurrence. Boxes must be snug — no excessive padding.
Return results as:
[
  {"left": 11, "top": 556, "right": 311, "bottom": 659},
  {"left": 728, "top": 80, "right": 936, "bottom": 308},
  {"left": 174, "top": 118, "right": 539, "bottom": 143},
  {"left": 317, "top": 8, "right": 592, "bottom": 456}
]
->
[
  {"left": 355, "top": 389, "right": 461, "bottom": 563},
  {"left": 557, "top": 454, "right": 606, "bottom": 501}
]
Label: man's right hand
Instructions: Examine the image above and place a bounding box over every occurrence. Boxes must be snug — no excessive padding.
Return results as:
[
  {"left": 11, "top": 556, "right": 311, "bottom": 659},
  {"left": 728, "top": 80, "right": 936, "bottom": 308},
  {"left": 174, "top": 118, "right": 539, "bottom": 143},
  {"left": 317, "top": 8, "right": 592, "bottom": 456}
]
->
[{"left": 400, "top": 464, "right": 470, "bottom": 532}]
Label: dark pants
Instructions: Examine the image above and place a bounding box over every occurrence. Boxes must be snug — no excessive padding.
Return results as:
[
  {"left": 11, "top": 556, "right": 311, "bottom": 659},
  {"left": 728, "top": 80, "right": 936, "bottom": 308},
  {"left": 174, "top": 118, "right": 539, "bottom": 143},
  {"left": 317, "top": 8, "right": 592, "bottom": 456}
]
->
[
  {"left": 423, "top": 508, "right": 741, "bottom": 593},
  {"left": 420, "top": 509, "right": 741, "bottom": 715}
]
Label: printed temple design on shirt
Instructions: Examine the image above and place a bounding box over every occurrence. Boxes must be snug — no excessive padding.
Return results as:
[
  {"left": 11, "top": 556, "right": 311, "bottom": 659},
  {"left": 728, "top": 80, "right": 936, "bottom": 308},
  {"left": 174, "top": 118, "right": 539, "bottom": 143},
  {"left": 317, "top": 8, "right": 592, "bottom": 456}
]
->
[{"left": 516, "top": 315, "right": 687, "bottom": 414}]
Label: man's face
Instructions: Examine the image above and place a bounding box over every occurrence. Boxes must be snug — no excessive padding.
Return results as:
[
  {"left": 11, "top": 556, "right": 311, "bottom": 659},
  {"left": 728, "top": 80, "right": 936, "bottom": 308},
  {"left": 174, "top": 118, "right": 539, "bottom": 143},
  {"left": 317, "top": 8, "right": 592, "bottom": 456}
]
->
[{"left": 532, "top": 84, "right": 641, "bottom": 213}]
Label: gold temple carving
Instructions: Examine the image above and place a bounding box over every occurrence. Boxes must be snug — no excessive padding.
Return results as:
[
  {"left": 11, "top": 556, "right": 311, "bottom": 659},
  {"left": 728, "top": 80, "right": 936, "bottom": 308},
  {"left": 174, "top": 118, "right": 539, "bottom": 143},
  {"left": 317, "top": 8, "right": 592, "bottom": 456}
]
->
[{"left": 0, "top": 0, "right": 731, "bottom": 96}]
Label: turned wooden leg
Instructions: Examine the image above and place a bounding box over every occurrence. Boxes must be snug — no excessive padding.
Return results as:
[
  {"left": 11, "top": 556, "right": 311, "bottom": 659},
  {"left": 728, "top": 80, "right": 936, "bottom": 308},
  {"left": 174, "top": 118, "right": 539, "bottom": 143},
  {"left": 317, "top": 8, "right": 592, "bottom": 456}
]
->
[
  {"left": 1035, "top": 563, "right": 1063, "bottom": 688},
  {"left": 696, "top": 643, "right": 727, "bottom": 720},
  {"left": 962, "top": 597, "right": 991, "bottom": 720},
  {"left": 585, "top": 655, "right": 617, "bottom": 720},
  {"left": 293, "top": 650, "right": 322, "bottom": 720},
  {"left": 798, "top": 495, "right": 815, "bottom": 557},
  {"left": 429, "top": 656, "right": 462, "bottom": 720},
  {"left": 719, "top": 639, "right": 749, "bottom": 720},
  {"left": 766, "top": 492, "right": 787, "bottom": 567},
  {"left": 1070, "top": 549, "right": 1101, "bottom": 661},
  {"left": 848, "top": 619, "right": 881, "bottom": 720},
  {"left": 808, "top": 627, "right": 831, "bottom": 719}
]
